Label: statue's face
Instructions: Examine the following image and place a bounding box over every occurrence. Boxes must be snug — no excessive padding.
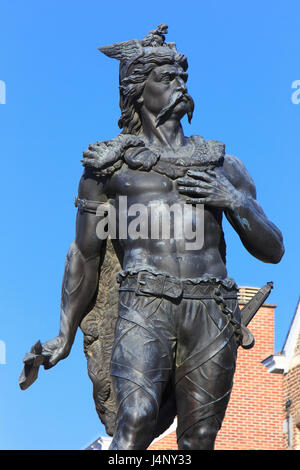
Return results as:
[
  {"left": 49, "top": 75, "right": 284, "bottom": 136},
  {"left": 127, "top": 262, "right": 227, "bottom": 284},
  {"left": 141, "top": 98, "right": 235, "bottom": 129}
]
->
[{"left": 140, "top": 63, "right": 191, "bottom": 125}]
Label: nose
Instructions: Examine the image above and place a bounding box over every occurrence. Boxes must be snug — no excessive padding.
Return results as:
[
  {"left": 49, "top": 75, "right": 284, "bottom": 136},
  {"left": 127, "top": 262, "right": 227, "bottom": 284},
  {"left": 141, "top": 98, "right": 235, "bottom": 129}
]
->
[{"left": 175, "top": 77, "right": 187, "bottom": 93}]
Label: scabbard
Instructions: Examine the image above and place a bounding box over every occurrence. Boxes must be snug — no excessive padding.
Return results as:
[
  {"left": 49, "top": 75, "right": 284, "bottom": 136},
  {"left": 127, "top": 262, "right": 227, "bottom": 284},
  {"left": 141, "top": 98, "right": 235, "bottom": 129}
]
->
[
  {"left": 241, "top": 282, "right": 273, "bottom": 326},
  {"left": 238, "top": 282, "right": 273, "bottom": 350}
]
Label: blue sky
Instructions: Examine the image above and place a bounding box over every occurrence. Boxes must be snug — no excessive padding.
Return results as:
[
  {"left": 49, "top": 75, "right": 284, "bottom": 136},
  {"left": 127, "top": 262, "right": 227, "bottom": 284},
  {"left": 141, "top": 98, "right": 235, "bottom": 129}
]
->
[{"left": 0, "top": 0, "right": 299, "bottom": 450}]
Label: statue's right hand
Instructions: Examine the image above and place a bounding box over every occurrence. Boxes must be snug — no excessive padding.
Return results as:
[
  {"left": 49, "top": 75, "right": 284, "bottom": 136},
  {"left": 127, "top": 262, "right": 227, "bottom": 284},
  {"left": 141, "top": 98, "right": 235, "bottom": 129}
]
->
[
  {"left": 19, "top": 336, "right": 72, "bottom": 390},
  {"left": 41, "top": 336, "right": 71, "bottom": 369}
]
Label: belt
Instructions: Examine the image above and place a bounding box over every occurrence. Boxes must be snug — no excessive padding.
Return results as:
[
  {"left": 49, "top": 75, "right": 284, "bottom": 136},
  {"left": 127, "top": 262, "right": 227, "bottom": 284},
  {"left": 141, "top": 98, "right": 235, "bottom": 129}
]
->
[{"left": 118, "top": 272, "right": 238, "bottom": 301}]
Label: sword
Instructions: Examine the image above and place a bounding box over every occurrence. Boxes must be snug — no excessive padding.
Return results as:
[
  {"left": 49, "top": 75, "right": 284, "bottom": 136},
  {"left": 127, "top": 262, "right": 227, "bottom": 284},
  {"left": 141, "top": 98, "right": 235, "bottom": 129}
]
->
[{"left": 239, "top": 281, "right": 274, "bottom": 349}]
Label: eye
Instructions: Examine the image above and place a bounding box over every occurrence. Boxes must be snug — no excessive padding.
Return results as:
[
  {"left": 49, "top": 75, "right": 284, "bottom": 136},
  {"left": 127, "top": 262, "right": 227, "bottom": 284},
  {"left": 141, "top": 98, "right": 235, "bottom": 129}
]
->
[
  {"left": 161, "top": 73, "right": 175, "bottom": 83},
  {"left": 181, "top": 73, "right": 188, "bottom": 83}
]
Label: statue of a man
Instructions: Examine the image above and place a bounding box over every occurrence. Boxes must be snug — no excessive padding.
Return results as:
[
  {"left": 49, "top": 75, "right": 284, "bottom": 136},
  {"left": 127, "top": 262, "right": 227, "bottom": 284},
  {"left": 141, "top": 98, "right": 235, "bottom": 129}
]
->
[{"left": 20, "top": 25, "right": 284, "bottom": 450}]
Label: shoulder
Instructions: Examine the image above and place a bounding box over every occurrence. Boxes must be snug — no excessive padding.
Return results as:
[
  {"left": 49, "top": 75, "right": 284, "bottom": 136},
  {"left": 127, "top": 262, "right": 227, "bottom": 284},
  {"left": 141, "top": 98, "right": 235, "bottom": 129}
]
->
[
  {"left": 221, "top": 154, "right": 256, "bottom": 198},
  {"left": 82, "top": 134, "right": 145, "bottom": 176},
  {"left": 190, "top": 134, "right": 225, "bottom": 159},
  {"left": 77, "top": 133, "right": 149, "bottom": 201},
  {"left": 77, "top": 167, "right": 109, "bottom": 202}
]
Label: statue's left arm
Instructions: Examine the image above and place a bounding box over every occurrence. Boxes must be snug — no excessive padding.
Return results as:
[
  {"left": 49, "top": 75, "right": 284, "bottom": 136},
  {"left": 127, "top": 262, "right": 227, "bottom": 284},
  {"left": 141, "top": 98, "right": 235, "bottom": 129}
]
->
[
  {"left": 177, "top": 155, "right": 284, "bottom": 264},
  {"left": 222, "top": 156, "right": 284, "bottom": 263}
]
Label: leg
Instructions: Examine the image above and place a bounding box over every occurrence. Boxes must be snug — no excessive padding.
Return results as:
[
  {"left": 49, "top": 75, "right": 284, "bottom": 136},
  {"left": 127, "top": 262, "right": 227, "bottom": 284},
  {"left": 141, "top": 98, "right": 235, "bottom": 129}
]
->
[
  {"left": 175, "top": 296, "right": 239, "bottom": 450},
  {"left": 109, "top": 290, "right": 176, "bottom": 450},
  {"left": 177, "top": 416, "right": 221, "bottom": 450},
  {"left": 176, "top": 344, "right": 235, "bottom": 450},
  {"left": 109, "top": 379, "right": 164, "bottom": 449}
]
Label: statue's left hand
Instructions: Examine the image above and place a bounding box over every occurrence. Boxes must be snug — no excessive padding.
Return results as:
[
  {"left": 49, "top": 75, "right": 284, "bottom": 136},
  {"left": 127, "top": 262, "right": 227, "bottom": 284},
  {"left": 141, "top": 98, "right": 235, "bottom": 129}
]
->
[{"left": 177, "top": 169, "right": 244, "bottom": 210}]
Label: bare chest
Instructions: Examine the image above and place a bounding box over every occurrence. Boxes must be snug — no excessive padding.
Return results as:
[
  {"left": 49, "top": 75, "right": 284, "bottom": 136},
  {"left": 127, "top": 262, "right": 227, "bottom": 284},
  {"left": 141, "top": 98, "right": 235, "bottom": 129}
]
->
[{"left": 107, "top": 167, "right": 174, "bottom": 200}]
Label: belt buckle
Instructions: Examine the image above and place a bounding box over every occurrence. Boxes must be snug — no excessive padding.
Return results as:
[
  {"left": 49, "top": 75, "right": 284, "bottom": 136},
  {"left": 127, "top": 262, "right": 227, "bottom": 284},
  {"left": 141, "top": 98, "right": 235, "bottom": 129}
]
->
[{"left": 134, "top": 271, "right": 146, "bottom": 295}]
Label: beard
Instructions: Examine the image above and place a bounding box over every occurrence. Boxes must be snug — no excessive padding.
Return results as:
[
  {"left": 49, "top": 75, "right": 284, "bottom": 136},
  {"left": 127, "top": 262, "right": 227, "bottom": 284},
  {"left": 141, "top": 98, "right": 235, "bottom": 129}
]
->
[{"left": 155, "top": 91, "right": 195, "bottom": 127}]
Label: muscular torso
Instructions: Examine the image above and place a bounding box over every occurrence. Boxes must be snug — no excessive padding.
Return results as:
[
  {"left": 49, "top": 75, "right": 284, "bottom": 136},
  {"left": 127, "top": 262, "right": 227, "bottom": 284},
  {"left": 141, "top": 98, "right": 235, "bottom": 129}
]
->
[
  {"left": 103, "top": 163, "right": 227, "bottom": 280},
  {"left": 78, "top": 132, "right": 277, "bottom": 282}
]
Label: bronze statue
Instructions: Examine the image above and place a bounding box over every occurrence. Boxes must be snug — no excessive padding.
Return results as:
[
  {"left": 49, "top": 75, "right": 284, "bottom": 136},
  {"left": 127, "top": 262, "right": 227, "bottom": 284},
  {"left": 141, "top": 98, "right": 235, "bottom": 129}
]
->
[{"left": 20, "top": 25, "right": 284, "bottom": 450}]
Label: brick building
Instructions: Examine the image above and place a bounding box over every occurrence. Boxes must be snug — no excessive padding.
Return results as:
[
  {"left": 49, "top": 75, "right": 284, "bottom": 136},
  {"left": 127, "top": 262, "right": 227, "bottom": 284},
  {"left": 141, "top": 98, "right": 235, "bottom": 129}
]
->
[
  {"left": 263, "top": 297, "right": 300, "bottom": 450},
  {"left": 87, "top": 291, "right": 300, "bottom": 451}
]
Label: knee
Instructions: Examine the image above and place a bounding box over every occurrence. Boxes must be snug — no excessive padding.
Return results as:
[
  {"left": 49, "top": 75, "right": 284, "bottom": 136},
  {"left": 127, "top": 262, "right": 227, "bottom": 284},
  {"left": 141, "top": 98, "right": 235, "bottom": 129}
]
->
[
  {"left": 120, "top": 400, "right": 157, "bottom": 432},
  {"left": 113, "top": 397, "right": 157, "bottom": 449},
  {"left": 178, "top": 420, "right": 219, "bottom": 450}
]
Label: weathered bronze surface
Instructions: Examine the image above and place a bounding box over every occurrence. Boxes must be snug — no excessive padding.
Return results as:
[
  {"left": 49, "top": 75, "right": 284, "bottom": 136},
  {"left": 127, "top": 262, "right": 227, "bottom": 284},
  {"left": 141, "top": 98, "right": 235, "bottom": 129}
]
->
[{"left": 20, "top": 25, "right": 284, "bottom": 450}]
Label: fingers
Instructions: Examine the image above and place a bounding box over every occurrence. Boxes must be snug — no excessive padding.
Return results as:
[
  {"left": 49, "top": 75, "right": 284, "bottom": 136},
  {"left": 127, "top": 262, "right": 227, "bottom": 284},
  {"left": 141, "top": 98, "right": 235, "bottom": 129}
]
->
[
  {"left": 44, "top": 359, "right": 55, "bottom": 370},
  {"left": 177, "top": 177, "right": 199, "bottom": 187},
  {"left": 187, "top": 169, "right": 216, "bottom": 181},
  {"left": 41, "top": 336, "right": 69, "bottom": 369},
  {"left": 205, "top": 169, "right": 217, "bottom": 177},
  {"left": 48, "top": 351, "right": 61, "bottom": 368},
  {"left": 177, "top": 185, "right": 209, "bottom": 196},
  {"left": 177, "top": 174, "right": 213, "bottom": 186},
  {"left": 186, "top": 198, "right": 207, "bottom": 204},
  {"left": 186, "top": 197, "right": 215, "bottom": 206},
  {"left": 44, "top": 347, "right": 67, "bottom": 369},
  {"left": 177, "top": 179, "right": 211, "bottom": 189},
  {"left": 177, "top": 169, "right": 230, "bottom": 208}
]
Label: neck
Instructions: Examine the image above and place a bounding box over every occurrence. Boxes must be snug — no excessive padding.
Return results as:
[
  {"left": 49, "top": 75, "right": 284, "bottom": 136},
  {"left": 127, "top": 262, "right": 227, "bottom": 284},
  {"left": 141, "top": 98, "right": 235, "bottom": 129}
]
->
[{"left": 140, "top": 110, "right": 185, "bottom": 149}]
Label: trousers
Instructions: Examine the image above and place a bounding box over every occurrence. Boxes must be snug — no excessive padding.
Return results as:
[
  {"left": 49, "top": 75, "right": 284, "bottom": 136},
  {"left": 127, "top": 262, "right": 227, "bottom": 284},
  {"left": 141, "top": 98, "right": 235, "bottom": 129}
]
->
[{"left": 110, "top": 271, "right": 241, "bottom": 449}]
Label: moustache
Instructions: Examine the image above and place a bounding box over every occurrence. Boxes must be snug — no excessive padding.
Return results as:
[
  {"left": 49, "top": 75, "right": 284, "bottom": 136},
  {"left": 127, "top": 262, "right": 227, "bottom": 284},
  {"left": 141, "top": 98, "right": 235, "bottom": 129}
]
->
[{"left": 155, "top": 91, "right": 194, "bottom": 127}]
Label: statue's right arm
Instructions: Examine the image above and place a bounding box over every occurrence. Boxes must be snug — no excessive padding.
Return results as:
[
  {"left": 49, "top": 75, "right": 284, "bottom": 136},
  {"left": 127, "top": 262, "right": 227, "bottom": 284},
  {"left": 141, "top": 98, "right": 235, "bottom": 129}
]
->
[{"left": 42, "top": 168, "right": 109, "bottom": 368}]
